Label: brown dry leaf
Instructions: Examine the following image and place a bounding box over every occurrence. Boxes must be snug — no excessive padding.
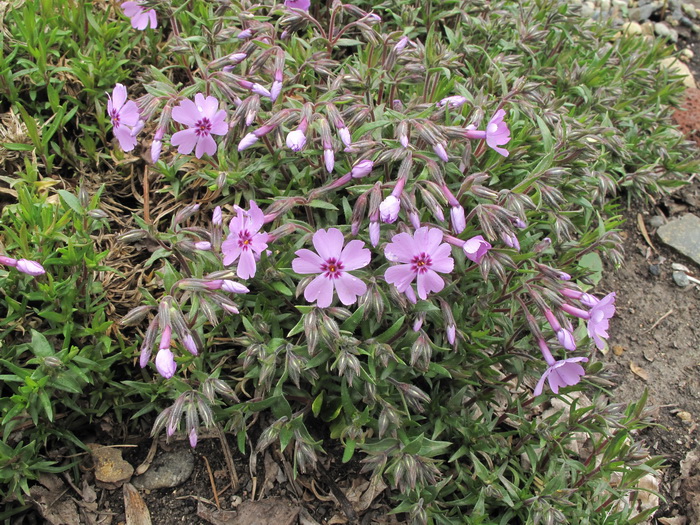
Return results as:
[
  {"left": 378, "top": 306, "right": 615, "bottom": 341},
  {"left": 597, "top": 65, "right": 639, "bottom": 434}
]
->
[
  {"left": 327, "top": 515, "right": 348, "bottom": 525},
  {"left": 637, "top": 213, "right": 657, "bottom": 252},
  {"left": 342, "top": 476, "right": 387, "bottom": 513},
  {"left": 612, "top": 345, "right": 625, "bottom": 356},
  {"left": 197, "top": 498, "right": 301, "bottom": 525},
  {"left": 29, "top": 473, "right": 80, "bottom": 525},
  {"left": 678, "top": 411, "right": 693, "bottom": 422},
  {"left": 123, "top": 483, "right": 152, "bottom": 525},
  {"left": 629, "top": 362, "right": 649, "bottom": 381},
  {"left": 88, "top": 444, "right": 134, "bottom": 489}
]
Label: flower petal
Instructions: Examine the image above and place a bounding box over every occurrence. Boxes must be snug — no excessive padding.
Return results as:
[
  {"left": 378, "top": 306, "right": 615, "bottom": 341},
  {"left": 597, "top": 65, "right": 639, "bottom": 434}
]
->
[
  {"left": 313, "top": 228, "right": 344, "bottom": 261},
  {"left": 172, "top": 98, "right": 201, "bottom": 127},
  {"left": 384, "top": 264, "right": 415, "bottom": 292},
  {"left": 335, "top": 273, "right": 367, "bottom": 305},
  {"left": 340, "top": 240, "right": 371, "bottom": 271},
  {"left": 111, "top": 83, "right": 127, "bottom": 111},
  {"left": 237, "top": 249, "right": 257, "bottom": 279},
  {"left": 384, "top": 232, "right": 417, "bottom": 263},
  {"left": 304, "top": 274, "right": 334, "bottom": 308},
  {"left": 171, "top": 128, "right": 198, "bottom": 155},
  {"left": 195, "top": 134, "right": 217, "bottom": 158},
  {"left": 416, "top": 269, "right": 444, "bottom": 299},
  {"left": 429, "top": 243, "right": 454, "bottom": 273},
  {"left": 292, "top": 249, "right": 323, "bottom": 274}
]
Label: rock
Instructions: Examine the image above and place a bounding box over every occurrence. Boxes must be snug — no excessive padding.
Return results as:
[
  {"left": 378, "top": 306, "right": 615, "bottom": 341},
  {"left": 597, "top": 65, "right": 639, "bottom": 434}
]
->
[
  {"left": 581, "top": 1, "right": 596, "bottom": 16},
  {"left": 649, "top": 264, "right": 661, "bottom": 276},
  {"left": 681, "top": 48, "right": 695, "bottom": 62},
  {"left": 612, "top": 0, "right": 628, "bottom": 8},
  {"left": 683, "top": 2, "right": 697, "bottom": 17},
  {"left": 622, "top": 21, "right": 644, "bottom": 35},
  {"left": 693, "top": 23, "right": 700, "bottom": 33},
  {"left": 659, "top": 57, "right": 697, "bottom": 89},
  {"left": 630, "top": 3, "right": 659, "bottom": 21},
  {"left": 655, "top": 22, "right": 679, "bottom": 42},
  {"left": 88, "top": 444, "right": 134, "bottom": 489},
  {"left": 649, "top": 215, "right": 665, "bottom": 228},
  {"left": 673, "top": 271, "right": 690, "bottom": 287},
  {"left": 658, "top": 214, "right": 700, "bottom": 266},
  {"left": 641, "top": 20, "right": 656, "bottom": 34},
  {"left": 131, "top": 450, "right": 195, "bottom": 490}
]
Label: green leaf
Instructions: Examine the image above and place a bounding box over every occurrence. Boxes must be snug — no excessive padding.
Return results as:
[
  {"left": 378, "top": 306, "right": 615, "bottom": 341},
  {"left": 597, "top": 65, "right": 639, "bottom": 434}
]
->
[
  {"left": 312, "top": 392, "right": 324, "bottom": 417},
  {"left": 57, "top": 190, "right": 83, "bottom": 215},
  {"left": 342, "top": 438, "right": 356, "bottom": 463},
  {"left": 30, "top": 330, "right": 54, "bottom": 357},
  {"left": 578, "top": 252, "right": 603, "bottom": 284}
]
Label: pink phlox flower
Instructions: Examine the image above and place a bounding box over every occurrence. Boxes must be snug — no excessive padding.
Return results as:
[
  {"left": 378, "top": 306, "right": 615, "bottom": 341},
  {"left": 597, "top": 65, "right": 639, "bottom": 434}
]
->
[
  {"left": 16, "top": 259, "right": 46, "bottom": 276},
  {"left": 221, "top": 201, "right": 269, "bottom": 279},
  {"left": 384, "top": 227, "right": 454, "bottom": 301},
  {"left": 155, "top": 326, "right": 177, "bottom": 379},
  {"left": 292, "top": 228, "right": 371, "bottom": 308},
  {"left": 171, "top": 93, "right": 228, "bottom": 159},
  {"left": 284, "top": 0, "right": 310, "bottom": 10},
  {"left": 121, "top": 1, "right": 157, "bottom": 30},
  {"left": 437, "top": 95, "right": 467, "bottom": 109},
  {"left": 586, "top": 292, "right": 616, "bottom": 350},
  {"left": 108, "top": 84, "right": 141, "bottom": 152},
  {"left": 462, "top": 235, "right": 491, "bottom": 264},
  {"left": 485, "top": 109, "right": 511, "bottom": 157},
  {"left": 380, "top": 195, "right": 400, "bottom": 223},
  {"left": 534, "top": 357, "right": 588, "bottom": 396}
]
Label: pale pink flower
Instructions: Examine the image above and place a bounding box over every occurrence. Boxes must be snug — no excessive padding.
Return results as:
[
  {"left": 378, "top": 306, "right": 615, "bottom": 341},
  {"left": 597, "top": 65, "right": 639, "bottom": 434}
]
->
[
  {"left": 292, "top": 228, "right": 370, "bottom": 308},
  {"left": 437, "top": 95, "right": 467, "bottom": 109},
  {"left": 586, "top": 292, "right": 616, "bottom": 350},
  {"left": 462, "top": 235, "right": 491, "bottom": 264},
  {"left": 108, "top": 84, "right": 141, "bottom": 152},
  {"left": 464, "top": 109, "right": 511, "bottom": 157},
  {"left": 534, "top": 338, "right": 587, "bottom": 395},
  {"left": 534, "top": 357, "right": 588, "bottom": 395},
  {"left": 171, "top": 94, "right": 228, "bottom": 158},
  {"left": 221, "top": 201, "right": 269, "bottom": 279},
  {"left": 384, "top": 227, "right": 454, "bottom": 301},
  {"left": 286, "top": 129, "right": 306, "bottom": 151},
  {"left": 285, "top": 0, "right": 310, "bottom": 10},
  {"left": 121, "top": 1, "right": 157, "bottom": 30}
]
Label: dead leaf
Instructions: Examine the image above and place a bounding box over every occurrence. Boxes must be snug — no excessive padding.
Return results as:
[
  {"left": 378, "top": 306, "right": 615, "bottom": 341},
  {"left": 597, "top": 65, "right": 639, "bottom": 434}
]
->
[
  {"left": 29, "top": 474, "right": 80, "bottom": 525},
  {"left": 637, "top": 213, "right": 657, "bottom": 252},
  {"left": 659, "top": 517, "right": 688, "bottom": 525},
  {"left": 88, "top": 444, "right": 134, "bottom": 489},
  {"left": 123, "top": 483, "right": 152, "bottom": 525},
  {"left": 678, "top": 411, "right": 693, "bottom": 422},
  {"left": 612, "top": 345, "right": 625, "bottom": 356},
  {"left": 630, "top": 362, "right": 649, "bottom": 381},
  {"left": 197, "top": 498, "right": 301, "bottom": 525}
]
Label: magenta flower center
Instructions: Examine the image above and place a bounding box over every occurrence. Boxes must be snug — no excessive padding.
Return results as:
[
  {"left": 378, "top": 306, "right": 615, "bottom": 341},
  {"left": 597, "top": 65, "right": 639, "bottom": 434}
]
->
[
  {"left": 238, "top": 230, "right": 253, "bottom": 249},
  {"left": 195, "top": 118, "right": 212, "bottom": 137},
  {"left": 411, "top": 253, "right": 432, "bottom": 274},
  {"left": 110, "top": 110, "right": 120, "bottom": 128},
  {"left": 321, "top": 257, "right": 344, "bottom": 279}
]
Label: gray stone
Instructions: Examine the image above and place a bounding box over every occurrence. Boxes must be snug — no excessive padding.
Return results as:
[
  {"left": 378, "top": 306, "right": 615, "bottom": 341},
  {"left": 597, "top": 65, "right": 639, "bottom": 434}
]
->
[
  {"left": 131, "top": 450, "right": 195, "bottom": 490},
  {"left": 655, "top": 22, "right": 678, "bottom": 42},
  {"left": 582, "top": 1, "right": 596, "bottom": 17},
  {"left": 657, "top": 214, "right": 700, "bottom": 267},
  {"left": 673, "top": 271, "right": 691, "bottom": 287},
  {"left": 630, "top": 3, "right": 658, "bottom": 21},
  {"left": 649, "top": 215, "right": 665, "bottom": 228},
  {"left": 683, "top": 2, "right": 697, "bottom": 17}
]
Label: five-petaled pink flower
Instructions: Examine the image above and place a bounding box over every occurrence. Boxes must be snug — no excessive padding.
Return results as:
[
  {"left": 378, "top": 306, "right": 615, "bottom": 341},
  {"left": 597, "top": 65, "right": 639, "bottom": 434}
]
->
[
  {"left": 464, "top": 109, "right": 511, "bottom": 157},
  {"left": 384, "top": 227, "right": 454, "bottom": 303},
  {"left": 222, "top": 201, "right": 269, "bottom": 279},
  {"left": 534, "top": 339, "right": 587, "bottom": 395},
  {"left": 121, "top": 1, "right": 157, "bottom": 30},
  {"left": 284, "top": 0, "right": 310, "bottom": 10},
  {"left": 171, "top": 94, "right": 228, "bottom": 159},
  {"left": 292, "top": 228, "right": 370, "bottom": 308},
  {"left": 108, "top": 84, "right": 142, "bottom": 152},
  {"left": 586, "top": 292, "right": 616, "bottom": 350}
]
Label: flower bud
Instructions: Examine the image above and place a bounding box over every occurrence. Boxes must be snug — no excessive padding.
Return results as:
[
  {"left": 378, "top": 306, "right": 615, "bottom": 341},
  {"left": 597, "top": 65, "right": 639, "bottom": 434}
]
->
[{"left": 16, "top": 259, "right": 45, "bottom": 276}]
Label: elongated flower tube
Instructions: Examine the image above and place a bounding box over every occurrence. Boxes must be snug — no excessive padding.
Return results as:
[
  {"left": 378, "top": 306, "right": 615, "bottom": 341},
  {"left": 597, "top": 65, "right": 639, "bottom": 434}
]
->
[
  {"left": 171, "top": 94, "right": 228, "bottom": 158},
  {"left": 0, "top": 256, "right": 46, "bottom": 276},
  {"left": 221, "top": 201, "right": 269, "bottom": 279},
  {"left": 292, "top": 228, "right": 371, "bottom": 308},
  {"left": 464, "top": 109, "right": 511, "bottom": 157},
  {"left": 384, "top": 227, "right": 454, "bottom": 301},
  {"left": 441, "top": 185, "right": 465, "bottom": 234},
  {"left": 544, "top": 309, "right": 576, "bottom": 351}
]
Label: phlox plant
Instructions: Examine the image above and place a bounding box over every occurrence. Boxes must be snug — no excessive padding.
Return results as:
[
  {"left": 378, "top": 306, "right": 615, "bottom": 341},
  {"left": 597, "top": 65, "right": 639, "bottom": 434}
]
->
[{"left": 1, "top": 0, "right": 696, "bottom": 521}]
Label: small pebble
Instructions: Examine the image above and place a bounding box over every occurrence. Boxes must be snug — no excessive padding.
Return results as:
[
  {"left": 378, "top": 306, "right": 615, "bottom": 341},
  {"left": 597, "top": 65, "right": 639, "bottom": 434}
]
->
[
  {"left": 649, "top": 264, "right": 661, "bottom": 276},
  {"left": 649, "top": 215, "right": 665, "bottom": 228},
  {"left": 673, "top": 271, "right": 690, "bottom": 287}
]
